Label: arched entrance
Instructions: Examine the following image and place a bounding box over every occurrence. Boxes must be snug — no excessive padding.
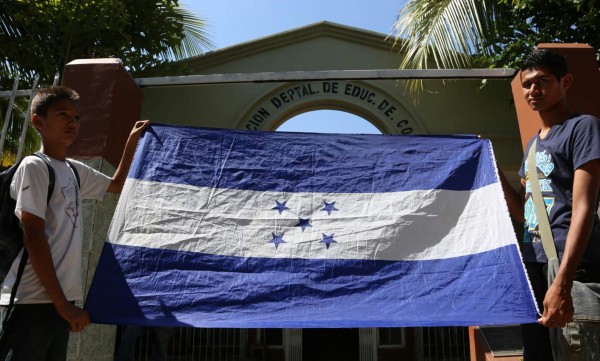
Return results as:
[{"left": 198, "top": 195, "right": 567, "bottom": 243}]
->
[{"left": 238, "top": 80, "right": 424, "bottom": 135}]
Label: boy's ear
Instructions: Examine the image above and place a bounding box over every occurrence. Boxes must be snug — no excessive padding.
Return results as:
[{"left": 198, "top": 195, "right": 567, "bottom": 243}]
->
[
  {"left": 562, "top": 73, "right": 573, "bottom": 90},
  {"left": 31, "top": 114, "right": 43, "bottom": 131}
]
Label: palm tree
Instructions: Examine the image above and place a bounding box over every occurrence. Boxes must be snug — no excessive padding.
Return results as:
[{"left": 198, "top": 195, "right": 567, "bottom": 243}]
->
[
  {"left": 390, "top": 0, "right": 600, "bottom": 98},
  {"left": 390, "top": 0, "right": 507, "bottom": 96}
]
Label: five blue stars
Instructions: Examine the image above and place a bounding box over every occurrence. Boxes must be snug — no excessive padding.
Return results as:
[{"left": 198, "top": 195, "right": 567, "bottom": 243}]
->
[{"left": 270, "top": 200, "right": 340, "bottom": 249}]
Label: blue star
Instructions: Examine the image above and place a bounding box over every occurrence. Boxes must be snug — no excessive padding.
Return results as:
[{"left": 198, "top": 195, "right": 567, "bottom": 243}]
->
[
  {"left": 269, "top": 232, "right": 286, "bottom": 249},
  {"left": 272, "top": 200, "right": 290, "bottom": 214},
  {"left": 295, "top": 217, "right": 312, "bottom": 232},
  {"left": 321, "top": 201, "right": 339, "bottom": 215},
  {"left": 320, "top": 233, "right": 337, "bottom": 249}
]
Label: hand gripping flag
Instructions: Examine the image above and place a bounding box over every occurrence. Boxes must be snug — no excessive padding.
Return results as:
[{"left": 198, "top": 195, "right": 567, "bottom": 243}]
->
[{"left": 85, "top": 124, "right": 538, "bottom": 328}]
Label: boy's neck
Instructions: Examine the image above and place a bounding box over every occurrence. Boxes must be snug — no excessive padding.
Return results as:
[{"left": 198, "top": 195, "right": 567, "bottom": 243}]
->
[
  {"left": 40, "top": 144, "right": 68, "bottom": 161},
  {"left": 538, "top": 103, "right": 572, "bottom": 136}
]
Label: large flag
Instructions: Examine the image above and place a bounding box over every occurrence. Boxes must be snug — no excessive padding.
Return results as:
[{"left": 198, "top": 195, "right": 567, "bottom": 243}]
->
[{"left": 85, "top": 124, "right": 538, "bottom": 328}]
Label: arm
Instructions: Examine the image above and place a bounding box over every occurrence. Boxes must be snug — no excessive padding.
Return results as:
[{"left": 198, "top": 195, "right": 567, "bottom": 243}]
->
[
  {"left": 106, "top": 120, "right": 150, "bottom": 194},
  {"left": 20, "top": 211, "right": 90, "bottom": 332},
  {"left": 498, "top": 167, "right": 525, "bottom": 222},
  {"left": 539, "top": 158, "right": 600, "bottom": 328}
]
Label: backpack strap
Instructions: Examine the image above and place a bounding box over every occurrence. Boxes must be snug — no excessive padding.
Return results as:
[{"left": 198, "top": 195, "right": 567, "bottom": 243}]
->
[
  {"left": 32, "top": 152, "right": 56, "bottom": 203},
  {"left": 526, "top": 138, "right": 559, "bottom": 261},
  {"left": 65, "top": 159, "right": 80, "bottom": 188},
  {"left": 4, "top": 153, "right": 55, "bottom": 325}
]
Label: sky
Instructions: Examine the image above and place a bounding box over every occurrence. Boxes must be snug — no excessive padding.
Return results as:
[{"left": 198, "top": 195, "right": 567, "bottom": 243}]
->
[{"left": 182, "top": 0, "right": 407, "bottom": 134}]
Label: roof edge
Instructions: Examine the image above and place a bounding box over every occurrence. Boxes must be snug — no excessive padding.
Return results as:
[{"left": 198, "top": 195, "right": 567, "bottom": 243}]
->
[{"left": 184, "top": 21, "right": 407, "bottom": 71}]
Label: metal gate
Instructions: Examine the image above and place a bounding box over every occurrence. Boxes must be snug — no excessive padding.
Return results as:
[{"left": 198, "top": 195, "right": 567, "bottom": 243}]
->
[
  {"left": 116, "top": 326, "right": 470, "bottom": 361},
  {"left": 116, "top": 327, "right": 247, "bottom": 361},
  {"left": 419, "top": 327, "right": 470, "bottom": 361}
]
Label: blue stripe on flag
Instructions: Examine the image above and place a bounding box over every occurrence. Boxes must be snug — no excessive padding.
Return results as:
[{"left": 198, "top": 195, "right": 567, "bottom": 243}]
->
[
  {"left": 86, "top": 242, "right": 538, "bottom": 328},
  {"left": 129, "top": 124, "right": 495, "bottom": 193}
]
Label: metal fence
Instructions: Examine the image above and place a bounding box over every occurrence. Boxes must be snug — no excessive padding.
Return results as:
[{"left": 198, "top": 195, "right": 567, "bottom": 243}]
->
[
  {"left": 421, "top": 327, "right": 470, "bottom": 361},
  {"left": 116, "top": 327, "right": 247, "bottom": 361},
  {"left": 0, "top": 73, "right": 47, "bottom": 167},
  {"left": 118, "top": 326, "right": 470, "bottom": 361}
]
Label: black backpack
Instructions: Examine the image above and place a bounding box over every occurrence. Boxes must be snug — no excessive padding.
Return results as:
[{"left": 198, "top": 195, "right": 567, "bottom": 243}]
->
[
  {"left": 0, "top": 152, "right": 80, "bottom": 303},
  {"left": 0, "top": 153, "right": 54, "bottom": 285}
]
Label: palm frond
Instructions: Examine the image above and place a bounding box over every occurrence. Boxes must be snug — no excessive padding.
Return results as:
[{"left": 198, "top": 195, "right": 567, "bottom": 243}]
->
[
  {"left": 391, "top": 0, "right": 502, "bottom": 97},
  {"left": 161, "top": 6, "right": 215, "bottom": 61}
]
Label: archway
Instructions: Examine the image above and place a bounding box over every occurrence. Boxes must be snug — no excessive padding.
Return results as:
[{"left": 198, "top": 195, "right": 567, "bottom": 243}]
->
[{"left": 238, "top": 80, "right": 424, "bottom": 135}]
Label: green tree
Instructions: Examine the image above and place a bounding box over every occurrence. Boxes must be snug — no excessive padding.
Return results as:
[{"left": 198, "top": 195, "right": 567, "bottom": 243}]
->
[
  {"left": 391, "top": 0, "right": 600, "bottom": 95},
  {"left": 0, "top": 0, "right": 214, "bottom": 166}
]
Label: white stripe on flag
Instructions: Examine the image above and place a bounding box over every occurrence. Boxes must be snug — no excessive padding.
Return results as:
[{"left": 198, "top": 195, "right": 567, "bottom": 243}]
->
[{"left": 109, "top": 179, "right": 513, "bottom": 261}]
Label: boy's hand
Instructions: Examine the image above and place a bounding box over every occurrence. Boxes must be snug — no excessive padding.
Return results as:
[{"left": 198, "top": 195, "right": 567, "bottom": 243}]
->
[
  {"left": 107, "top": 120, "right": 151, "bottom": 193},
  {"left": 56, "top": 301, "right": 91, "bottom": 332},
  {"left": 538, "top": 278, "right": 574, "bottom": 328},
  {"left": 130, "top": 120, "right": 150, "bottom": 139}
]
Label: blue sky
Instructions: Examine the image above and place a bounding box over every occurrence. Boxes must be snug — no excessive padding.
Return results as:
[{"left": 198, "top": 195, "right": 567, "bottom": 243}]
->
[{"left": 182, "top": 0, "right": 407, "bottom": 134}]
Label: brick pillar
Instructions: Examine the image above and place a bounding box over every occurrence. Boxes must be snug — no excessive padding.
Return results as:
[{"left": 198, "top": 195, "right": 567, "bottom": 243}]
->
[
  {"left": 61, "top": 58, "right": 143, "bottom": 361},
  {"left": 510, "top": 43, "right": 600, "bottom": 151}
]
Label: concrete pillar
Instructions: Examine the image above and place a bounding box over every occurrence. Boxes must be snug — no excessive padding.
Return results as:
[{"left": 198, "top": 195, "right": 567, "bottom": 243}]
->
[
  {"left": 61, "top": 58, "right": 143, "bottom": 361},
  {"left": 510, "top": 43, "right": 600, "bottom": 151}
]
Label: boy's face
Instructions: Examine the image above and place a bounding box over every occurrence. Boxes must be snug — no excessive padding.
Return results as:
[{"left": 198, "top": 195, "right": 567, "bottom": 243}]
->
[
  {"left": 32, "top": 98, "right": 81, "bottom": 147},
  {"left": 520, "top": 66, "right": 572, "bottom": 112}
]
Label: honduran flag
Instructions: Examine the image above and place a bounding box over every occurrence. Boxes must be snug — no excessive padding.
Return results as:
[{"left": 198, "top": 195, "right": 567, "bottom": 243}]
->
[{"left": 85, "top": 124, "right": 538, "bottom": 328}]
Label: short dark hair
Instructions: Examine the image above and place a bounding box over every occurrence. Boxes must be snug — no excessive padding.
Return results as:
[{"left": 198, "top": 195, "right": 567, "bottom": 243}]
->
[
  {"left": 520, "top": 49, "right": 569, "bottom": 80},
  {"left": 31, "top": 86, "right": 80, "bottom": 117}
]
